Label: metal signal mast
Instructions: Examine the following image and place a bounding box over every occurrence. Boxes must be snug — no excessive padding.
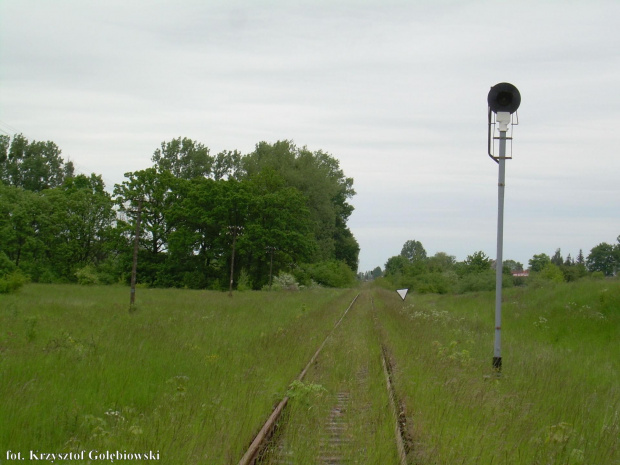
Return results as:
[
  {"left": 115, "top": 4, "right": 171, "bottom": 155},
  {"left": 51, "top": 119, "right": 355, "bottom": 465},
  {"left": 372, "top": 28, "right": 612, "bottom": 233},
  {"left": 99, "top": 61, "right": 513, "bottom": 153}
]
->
[{"left": 487, "top": 82, "right": 521, "bottom": 372}]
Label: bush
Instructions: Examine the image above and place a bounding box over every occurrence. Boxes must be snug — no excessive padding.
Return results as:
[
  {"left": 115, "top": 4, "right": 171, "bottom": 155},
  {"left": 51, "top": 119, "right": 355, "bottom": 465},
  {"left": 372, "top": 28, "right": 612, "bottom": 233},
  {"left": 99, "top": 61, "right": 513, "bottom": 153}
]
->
[
  {"left": 412, "top": 272, "right": 457, "bottom": 294},
  {"left": 457, "top": 271, "right": 496, "bottom": 293},
  {"left": 37, "top": 269, "right": 60, "bottom": 284},
  {"left": 266, "top": 273, "right": 299, "bottom": 291},
  {"left": 96, "top": 257, "right": 122, "bottom": 285},
  {"left": 561, "top": 266, "right": 581, "bottom": 283},
  {"left": 304, "top": 261, "right": 356, "bottom": 288},
  {"left": 539, "top": 263, "right": 564, "bottom": 283},
  {"left": 0, "top": 270, "right": 29, "bottom": 294},
  {"left": 0, "top": 251, "right": 16, "bottom": 275},
  {"left": 75, "top": 265, "right": 100, "bottom": 285},
  {"left": 236, "top": 269, "right": 252, "bottom": 291},
  {"left": 456, "top": 270, "right": 513, "bottom": 294}
]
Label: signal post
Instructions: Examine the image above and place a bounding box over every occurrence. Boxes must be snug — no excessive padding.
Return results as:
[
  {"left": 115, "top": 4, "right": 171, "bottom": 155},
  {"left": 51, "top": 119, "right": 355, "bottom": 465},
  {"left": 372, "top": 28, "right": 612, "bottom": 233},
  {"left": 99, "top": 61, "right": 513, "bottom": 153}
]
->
[{"left": 487, "top": 82, "right": 521, "bottom": 372}]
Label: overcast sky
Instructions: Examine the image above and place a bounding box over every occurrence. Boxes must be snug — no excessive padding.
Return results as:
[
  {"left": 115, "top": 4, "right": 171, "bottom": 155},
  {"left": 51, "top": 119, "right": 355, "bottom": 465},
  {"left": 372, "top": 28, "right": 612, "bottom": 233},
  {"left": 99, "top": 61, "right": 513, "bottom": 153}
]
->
[{"left": 1, "top": 0, "right": 619, "bottom": 272}]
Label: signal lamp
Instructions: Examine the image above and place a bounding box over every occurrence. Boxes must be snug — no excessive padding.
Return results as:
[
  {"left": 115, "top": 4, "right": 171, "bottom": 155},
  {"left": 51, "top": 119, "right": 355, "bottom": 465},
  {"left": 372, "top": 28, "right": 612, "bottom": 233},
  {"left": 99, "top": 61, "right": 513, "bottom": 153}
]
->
[{"left": 488, "top": 82, "right": 521, "bottom": 114}]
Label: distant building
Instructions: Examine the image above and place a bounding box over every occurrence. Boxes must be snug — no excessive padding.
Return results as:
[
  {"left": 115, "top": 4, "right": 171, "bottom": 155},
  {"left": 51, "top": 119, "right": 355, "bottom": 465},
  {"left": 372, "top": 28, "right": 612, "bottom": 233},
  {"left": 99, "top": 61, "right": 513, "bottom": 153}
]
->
[{"left": 511, "top": 270, "right": 530, "bottom": 278}]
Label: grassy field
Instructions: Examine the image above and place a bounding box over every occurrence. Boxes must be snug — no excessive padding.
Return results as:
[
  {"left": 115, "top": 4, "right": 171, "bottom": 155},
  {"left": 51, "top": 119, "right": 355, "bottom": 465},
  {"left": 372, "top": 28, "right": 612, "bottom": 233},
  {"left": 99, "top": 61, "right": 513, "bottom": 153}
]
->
[
  {"left": 373, "top": 278, "right": 620, "bottom": 465},
  {"left": 1, "top": 279, "right": 619, "bottom": 464},
  {"left": 0, "top": 284, "right": 356, "bottom": 464}
]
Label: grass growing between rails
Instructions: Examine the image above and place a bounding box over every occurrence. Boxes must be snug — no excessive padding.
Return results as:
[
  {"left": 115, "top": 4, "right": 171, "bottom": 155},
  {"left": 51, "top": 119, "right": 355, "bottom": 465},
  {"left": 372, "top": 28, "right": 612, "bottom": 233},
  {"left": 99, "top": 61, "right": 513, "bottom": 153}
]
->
[
  {"left": 0, "top": 284, "right": 356, "bottom": 464},
  {"left": 373, "top": 278, "right": 620, "bottom": 464},
  {"left": 261, "top": 292, "right": 400, "bottom": 464}
]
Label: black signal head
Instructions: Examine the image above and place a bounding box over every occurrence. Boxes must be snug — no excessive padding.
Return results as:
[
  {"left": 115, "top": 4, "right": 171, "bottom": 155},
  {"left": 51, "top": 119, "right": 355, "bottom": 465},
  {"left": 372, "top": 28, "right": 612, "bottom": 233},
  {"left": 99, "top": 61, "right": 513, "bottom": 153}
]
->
[{"left": 488, "top": 82, "right": 521, "bottom": 114}]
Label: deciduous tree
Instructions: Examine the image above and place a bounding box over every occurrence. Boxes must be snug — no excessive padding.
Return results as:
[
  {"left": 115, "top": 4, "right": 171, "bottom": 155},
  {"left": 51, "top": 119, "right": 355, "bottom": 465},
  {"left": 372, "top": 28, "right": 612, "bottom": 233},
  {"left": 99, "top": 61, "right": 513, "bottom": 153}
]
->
[
  {"left": 400, "top": 240, "right": 427, "bottom": 263},
  {"left": 0, "top": 134, "right": 74, "bottom": 191},
  {"left": 464, "top": 251, "right": 492, "bottom": 273},
  {"left": 151, "top": 137, "right": 213, "bottom": 180},
  {"left": 240, "top": 140, "right": 358, "bottom": 270},
  {"left": 587, "top": 242, "right": 617, "bottom": 276},
  {"left": 529, "top": 253, "right": 551, "bottom": 272}
]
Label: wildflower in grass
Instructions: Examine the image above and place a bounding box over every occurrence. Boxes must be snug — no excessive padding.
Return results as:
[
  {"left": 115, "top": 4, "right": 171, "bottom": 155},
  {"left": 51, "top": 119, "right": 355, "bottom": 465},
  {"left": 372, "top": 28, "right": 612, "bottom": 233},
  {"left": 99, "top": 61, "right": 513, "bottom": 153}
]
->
[
  {"left": 565, "top": 301, "right": 578, "bottom": 311},
  {"left": 104, "top": 410, "right": 125, "bottom": 422},
  {"left": 533, "top": 316, "right": 549, "bottom": 329}
]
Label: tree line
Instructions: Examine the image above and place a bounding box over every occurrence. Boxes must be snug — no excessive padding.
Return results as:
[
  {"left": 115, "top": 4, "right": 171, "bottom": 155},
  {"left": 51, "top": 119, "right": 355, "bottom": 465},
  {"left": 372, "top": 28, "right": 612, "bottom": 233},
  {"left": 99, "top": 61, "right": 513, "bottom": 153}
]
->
[
  {"left": 369, "top": 237, "right": 620, "bottom": 294},
  {"left": 0, "top": 135, "right": 359, "bottom": 292}
]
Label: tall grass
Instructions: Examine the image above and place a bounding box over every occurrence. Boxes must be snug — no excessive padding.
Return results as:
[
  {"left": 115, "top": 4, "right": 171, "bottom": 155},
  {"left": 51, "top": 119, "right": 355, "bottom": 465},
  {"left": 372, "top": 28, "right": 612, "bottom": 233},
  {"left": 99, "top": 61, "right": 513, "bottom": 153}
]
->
[
  {"left": 263, "top": 292, "right": 400, "bottom": 464},
  {"left": 374, "top": 278, "right": 620, "bottom": 464},
  {"left": 2, "top": 280, "right": 618, "bottom": 464},
  {"left": 0, "top": 284, "right": 355, "bottom": 464}
]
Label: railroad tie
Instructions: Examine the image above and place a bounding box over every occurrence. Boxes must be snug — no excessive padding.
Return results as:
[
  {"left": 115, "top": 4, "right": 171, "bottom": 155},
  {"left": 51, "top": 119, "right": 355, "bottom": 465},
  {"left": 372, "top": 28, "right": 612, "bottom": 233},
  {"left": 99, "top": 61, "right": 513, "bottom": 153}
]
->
[{"left": 318, "top": 391, "right": 351, "bottom": 464}]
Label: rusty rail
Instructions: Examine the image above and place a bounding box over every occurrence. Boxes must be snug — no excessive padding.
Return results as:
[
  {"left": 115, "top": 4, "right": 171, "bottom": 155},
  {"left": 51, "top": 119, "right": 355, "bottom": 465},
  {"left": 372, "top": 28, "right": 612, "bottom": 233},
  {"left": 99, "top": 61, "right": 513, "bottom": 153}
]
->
[
  {"left": 381, "top": 345, "right": 408, "bottom": 465},
  {"left": 372, "top": 296, "right": 410, "bottom": 465},
  {"left": 238, "top": 293, "right": 360, "bottom": 465}
]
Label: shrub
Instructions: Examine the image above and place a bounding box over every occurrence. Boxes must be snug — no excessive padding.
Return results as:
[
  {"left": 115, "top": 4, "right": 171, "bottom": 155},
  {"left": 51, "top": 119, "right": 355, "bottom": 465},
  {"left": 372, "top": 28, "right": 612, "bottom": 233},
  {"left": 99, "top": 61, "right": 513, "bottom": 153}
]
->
[
  {"left": 97, "top": 257, "right": 122, "bottom": 285},
  {"left": 75, "top": 265, "right": 100, "bottom": 285},
  {"left": 268, "top": 273, "right": 299, "bottom": 291},
  {"left": 456, "top": 270, "right": 513, "bottom": 294},
  {"left": 304, "top": 260, "right": 356, "bottom": 288},
  {"left": 0, "top": 251, "right": 16, "bottom": 275},
  {"left": 561, "top": 266, "right": 581, "bottom": 283},
  {"left": 236, "top": 269, "right": 252, "bottom": 291},
  {"left": 457, "top": 271, "right": 496, "bottom": 293},
  {"left": 0, "top": 270, "right": 29, "bottom": 294},
  {"left": 539, "top": 263, "right": 564, "bottom": 283},
  {"left": 413, "top": 272, "right": 457, "bottom": 294}
]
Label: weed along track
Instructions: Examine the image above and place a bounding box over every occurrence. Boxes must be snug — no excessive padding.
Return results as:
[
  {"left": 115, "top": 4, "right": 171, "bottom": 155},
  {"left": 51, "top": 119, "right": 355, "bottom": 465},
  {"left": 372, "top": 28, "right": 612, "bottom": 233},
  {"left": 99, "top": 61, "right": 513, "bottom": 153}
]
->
[{"left": 239, "top": 292, "right": 409, "bottom": 465}]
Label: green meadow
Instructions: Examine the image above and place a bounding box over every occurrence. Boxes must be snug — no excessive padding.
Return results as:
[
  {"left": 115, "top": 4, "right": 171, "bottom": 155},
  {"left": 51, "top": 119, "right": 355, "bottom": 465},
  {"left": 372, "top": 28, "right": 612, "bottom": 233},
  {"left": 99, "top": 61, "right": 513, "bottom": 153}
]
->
[
  {"left": 1, "top": 279, "right": 619, "bottom": 464},
  {"left": 0, "top": 285, "right": 355, "bottom": 463},
  {"left": 373, "top": 279, "right": 620, "bottom": 465}
]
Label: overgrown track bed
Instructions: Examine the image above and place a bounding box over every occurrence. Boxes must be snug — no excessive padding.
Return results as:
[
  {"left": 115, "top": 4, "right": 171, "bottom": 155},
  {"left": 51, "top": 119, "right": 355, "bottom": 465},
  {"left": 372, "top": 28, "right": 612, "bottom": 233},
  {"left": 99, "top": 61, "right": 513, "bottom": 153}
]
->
[
  {"left": 243, "top": 292, "right": 408, "bottom": 465},
  {"left": 238, "top": 294, "right": 359, "bottom": 465}
]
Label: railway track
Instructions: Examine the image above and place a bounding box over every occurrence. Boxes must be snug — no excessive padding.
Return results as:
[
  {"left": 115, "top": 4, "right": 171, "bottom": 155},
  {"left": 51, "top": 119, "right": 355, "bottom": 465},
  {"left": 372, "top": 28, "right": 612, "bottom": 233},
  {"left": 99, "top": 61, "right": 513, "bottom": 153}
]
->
[{"left": 238, "top": 292, "right": 410, "bottom": 465}]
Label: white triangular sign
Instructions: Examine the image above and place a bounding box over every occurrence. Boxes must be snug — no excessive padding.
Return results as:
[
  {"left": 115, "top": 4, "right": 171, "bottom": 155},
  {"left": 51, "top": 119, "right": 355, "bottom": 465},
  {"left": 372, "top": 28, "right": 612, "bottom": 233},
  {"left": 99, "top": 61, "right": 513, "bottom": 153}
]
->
[{"left": 396, "top": 289, "right": 408, "bottom": 301}]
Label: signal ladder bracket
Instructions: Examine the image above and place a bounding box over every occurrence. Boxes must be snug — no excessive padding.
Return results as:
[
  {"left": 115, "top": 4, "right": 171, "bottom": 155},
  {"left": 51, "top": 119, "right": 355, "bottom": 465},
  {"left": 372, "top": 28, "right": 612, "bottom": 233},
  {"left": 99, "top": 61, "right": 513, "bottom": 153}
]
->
[{"left": 488, "top": 110, "right": 518, "bottom": 163}]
